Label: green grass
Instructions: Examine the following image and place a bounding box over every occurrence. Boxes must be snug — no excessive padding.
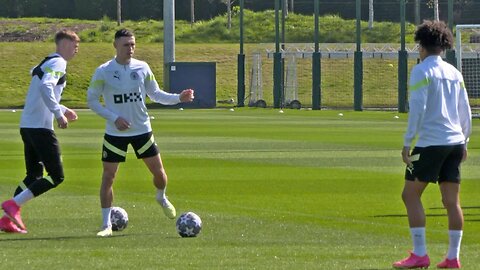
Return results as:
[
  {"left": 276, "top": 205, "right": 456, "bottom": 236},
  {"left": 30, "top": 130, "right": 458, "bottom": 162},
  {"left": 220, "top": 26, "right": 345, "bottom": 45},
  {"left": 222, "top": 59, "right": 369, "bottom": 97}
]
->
[
  {"left": 0, "top": 109, "right": 479, "bottom": 269},
  {"left": 5, "top": 42, "right": 476, "bottom": 110}
]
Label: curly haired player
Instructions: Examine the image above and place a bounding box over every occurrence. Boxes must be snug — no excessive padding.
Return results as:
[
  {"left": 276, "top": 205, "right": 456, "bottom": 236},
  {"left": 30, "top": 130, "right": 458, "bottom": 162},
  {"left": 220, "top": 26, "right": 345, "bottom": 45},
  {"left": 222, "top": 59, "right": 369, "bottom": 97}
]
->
[{"left": 393, "top": 20, "right": 472, "bottom": 269}]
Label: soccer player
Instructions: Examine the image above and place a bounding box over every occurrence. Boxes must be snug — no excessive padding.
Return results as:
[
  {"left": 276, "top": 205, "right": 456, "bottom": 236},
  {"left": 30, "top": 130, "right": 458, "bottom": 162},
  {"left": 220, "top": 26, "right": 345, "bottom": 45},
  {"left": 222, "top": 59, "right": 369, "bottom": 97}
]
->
[
  {"left": 393, "top": 20, "right": 472, "bottom": 269},
  {"left": 87, "top": 29, "right": 194, "bottom": 237},
  {"left": 0, "top": 30, "right": 80, "bottom": 233}
]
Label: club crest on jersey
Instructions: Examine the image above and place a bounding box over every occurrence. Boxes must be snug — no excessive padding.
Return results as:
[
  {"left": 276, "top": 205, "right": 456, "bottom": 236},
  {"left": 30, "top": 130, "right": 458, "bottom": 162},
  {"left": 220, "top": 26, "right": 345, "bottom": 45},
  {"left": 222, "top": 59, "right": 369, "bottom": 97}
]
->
[
  {"left": 130, "top": 72, "right": 139, "bottom": 80},
  {"left": 114, "top": 92, "right": 143, "bottom": 104}
]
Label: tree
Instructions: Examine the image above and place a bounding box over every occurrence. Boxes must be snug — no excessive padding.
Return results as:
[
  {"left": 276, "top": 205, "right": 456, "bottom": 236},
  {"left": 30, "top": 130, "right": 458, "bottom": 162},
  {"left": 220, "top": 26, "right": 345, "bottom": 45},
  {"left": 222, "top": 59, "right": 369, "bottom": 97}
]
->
[
  {"left": 368, "top": 0, "right": 374, "bottom": 29},
  {"left": 117, "top": 0, "right": 121, "bottom": 26},
  {"left": 415, "top": 0, "right": 420, "bottom": 25},
  {"left": 220, "top": 0, "right": 235, "bottom": 29},
  {"left": 427, "top": 0, "right": 439, "bottom": 21},
  {"left": 190, "top": 0, "right": 195, "bottom": 26}
]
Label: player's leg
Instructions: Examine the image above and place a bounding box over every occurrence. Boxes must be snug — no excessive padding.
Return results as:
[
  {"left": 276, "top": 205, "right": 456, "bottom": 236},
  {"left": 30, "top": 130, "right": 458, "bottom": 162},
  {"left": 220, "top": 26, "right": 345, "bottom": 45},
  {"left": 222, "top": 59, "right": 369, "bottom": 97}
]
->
[
  {"left": 394, "top": 146, "right": 440, "bottom": 268},
  {"left": 2, "top": 129, "right": 64, "bottom": 230},
  {"left": 97, "top": 134, "right": 127, "bottom": 237},
  {"left": 1, "top": 129, "right": 39, "bottom": 233},
  {"left": 436, "top": 144, "right": 464, "bottom": 268},
  {"left": 132, "top": 132, "right": 176, "bottom": 219},
  {"left": 97, "top": 161, "right": 120, "bottom": 237},
  {"left": 436, "top": 182, "right": 463, "bottom": 268},
  {"left": 14, "top": 129, "right": 44, "bottom": 196},
  {"left": 21, "top": 129, "right": 65, "bottom": 197},
  {"left": 142, "top": 154, "right": 176, "bottom": 219},
  {"left": 393, "top": 180, "right": 430, "bottom": 269}
]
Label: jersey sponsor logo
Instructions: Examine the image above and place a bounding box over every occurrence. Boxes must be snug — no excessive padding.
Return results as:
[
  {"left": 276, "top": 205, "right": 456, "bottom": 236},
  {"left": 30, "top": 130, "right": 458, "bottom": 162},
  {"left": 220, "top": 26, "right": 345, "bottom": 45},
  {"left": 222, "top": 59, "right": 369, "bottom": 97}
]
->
[{"left": 113, "top": 92, "right": 143, "bottom": 104}]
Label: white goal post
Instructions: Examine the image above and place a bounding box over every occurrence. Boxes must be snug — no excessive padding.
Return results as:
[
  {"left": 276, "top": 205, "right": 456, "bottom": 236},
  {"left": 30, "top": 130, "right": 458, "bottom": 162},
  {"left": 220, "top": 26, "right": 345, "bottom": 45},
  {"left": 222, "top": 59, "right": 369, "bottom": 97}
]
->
[
  {"left": 455, "top": 24, "right": 480, "bottom": 73},
  {"left": 455, "top": 25, "right": 480, "bottom": 105}
]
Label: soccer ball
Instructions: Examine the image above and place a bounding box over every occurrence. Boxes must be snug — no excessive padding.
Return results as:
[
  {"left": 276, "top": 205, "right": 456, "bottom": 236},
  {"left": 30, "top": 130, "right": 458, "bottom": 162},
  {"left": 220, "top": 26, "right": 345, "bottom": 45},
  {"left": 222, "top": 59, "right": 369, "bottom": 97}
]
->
[
  {"left": 176, "top": 212, "right": 202, "bottom": 237},
  {"left": 110, "top": 206, "right": 128, "bottom": 231}
]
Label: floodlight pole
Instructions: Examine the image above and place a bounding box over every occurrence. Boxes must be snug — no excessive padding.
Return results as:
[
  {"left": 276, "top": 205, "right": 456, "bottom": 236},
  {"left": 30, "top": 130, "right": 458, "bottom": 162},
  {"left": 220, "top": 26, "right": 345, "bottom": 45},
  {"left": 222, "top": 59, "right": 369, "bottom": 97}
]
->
[
  {"left": 398, "top": 0, "right": 408, "bottom": 113},
  {"left": 312, "top": 0, "right": 321, "bottom": 110},
  {"left": 237, "top": 0, "right": 245, "bottom": 107},
  {"left": 353, "top": 0, "right": 363, "bottom": 111},
  {"left": 163, "top": 0, "right": 175, "bottom": 90},
  {"left": 273, "top": 0, "right": 282, "bottom": 108}
]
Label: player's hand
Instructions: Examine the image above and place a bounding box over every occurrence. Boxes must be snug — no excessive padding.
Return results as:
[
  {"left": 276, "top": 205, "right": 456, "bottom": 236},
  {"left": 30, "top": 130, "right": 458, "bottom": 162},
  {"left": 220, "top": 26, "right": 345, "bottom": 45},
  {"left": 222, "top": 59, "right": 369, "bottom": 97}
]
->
[
  {"left": 56, "top": 115, "right": 68, "bottom": 129},
  {"left": 64, "top": 108, "right": 78, "bottom": 121},
  {"left": 115, "top": 117, "right": 131, "bottom": 131},
  {"left": 180, "top": 89, "right": 194, "bottom": 103},
  {"left": 462, "top": 147, "right": 467, "bottom": 162},
  {"left": 401, "top": 146, "right": 412, "bottom": 166}
]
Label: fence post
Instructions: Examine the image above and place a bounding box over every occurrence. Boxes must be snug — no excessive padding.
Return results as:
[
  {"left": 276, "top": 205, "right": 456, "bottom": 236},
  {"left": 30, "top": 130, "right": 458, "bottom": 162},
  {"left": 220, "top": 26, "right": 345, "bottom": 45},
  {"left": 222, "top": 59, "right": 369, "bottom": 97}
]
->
[
  {"left": 354, "top": 0, "right": 363, "bottom": 111},
  {"left": 237, "top": 0, "right": 245, "bottom": 107},
  {"left": 398, "top": 0, "right": 408, "bottom": 113},
  {"left": 273, "top": 0, "right": 282, "bottom": 108},
  {"left": 312, "top": 0, "right": 321, "bottom": 110}
]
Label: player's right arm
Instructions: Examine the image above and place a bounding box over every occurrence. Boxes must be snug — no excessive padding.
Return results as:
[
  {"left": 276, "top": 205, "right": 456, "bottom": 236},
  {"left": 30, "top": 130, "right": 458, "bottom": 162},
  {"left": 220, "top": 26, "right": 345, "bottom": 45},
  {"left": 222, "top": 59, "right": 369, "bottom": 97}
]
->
[{"left": 87, "top": 67, "right": 119, "bottom": 123}]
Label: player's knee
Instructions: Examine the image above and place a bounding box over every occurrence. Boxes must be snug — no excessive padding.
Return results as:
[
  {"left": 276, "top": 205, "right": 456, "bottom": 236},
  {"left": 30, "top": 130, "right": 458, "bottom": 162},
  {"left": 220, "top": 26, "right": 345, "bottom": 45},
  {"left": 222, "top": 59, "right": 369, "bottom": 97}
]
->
[
  {"left": 51, "top": 174, "right": 64, "bottom": 187},
  {"left": 441, "top": 197, "right": 459, "bottom": 209},
  {"left": 45, "top": 174, "right": 65, "bottom": 187},
  {"left": 102, "top": 170, "right": 117, "bottom": 183}
]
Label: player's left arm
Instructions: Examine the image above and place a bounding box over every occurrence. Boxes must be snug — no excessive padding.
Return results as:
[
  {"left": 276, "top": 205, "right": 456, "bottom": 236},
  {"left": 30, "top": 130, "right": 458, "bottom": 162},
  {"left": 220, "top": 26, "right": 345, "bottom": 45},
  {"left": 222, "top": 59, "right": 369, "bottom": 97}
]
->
[
  {"left": 144, "top": 64, "right": 185, "bottom": 105},
  {"left": 403, "top": 68, "right": 428, "bottom": 148},
  {"left": 458, "top": 80, "right": 472, "bottom": 146},
  {"left": 38, "top": 59, "right": 67, "bottom": 120}
]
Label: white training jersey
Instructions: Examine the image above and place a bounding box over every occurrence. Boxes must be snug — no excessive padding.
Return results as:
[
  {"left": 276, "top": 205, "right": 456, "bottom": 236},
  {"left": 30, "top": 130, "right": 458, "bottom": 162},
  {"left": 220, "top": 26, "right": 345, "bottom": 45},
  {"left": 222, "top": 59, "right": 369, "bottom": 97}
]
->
[
  {"left": 20, "top": 53, "right": 67, "bottom": 130},
  {"left": 87, "top": 57, "right": 181, "bottom": 137},
  {"left": 404, "top": 55, "right": 472, "bottom": 148}
]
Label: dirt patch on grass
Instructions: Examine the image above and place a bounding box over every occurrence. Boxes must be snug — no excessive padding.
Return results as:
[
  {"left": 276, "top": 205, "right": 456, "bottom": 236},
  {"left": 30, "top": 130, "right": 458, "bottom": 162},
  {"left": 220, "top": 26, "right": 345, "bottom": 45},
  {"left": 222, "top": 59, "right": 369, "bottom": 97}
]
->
[{"left": 0, "top": 20, "right": 96, "bottom": 41}]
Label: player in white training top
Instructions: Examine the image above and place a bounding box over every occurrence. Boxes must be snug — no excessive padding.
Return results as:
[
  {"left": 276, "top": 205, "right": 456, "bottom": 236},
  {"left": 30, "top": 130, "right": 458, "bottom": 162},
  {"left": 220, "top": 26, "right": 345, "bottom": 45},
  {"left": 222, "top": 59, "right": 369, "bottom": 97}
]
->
[
  {"left": 87, "top": 29, "right": 194, "bottom": 237},
  {"left": 0, "top": 30, "right": 80, "bottom": 234},
  {"left": 393, "top": 20, "right": 472, "bottom": 269}
]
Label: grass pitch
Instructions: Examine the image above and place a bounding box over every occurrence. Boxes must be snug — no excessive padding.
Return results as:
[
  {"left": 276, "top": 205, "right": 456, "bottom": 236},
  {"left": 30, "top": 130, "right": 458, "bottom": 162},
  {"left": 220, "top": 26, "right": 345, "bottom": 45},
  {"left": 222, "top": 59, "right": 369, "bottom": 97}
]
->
[{"left": 0, "top": 109, "right": 479, "bottom": 269}]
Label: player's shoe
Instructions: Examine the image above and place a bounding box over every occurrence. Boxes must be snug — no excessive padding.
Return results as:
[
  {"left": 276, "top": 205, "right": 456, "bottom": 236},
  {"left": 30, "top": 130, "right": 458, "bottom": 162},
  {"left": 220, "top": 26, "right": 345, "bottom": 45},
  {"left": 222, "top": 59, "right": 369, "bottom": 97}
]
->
[
  {"left": 0, "top": 216, "right": 27, "bottom": 234},
  {"left": 393, "top": 251, "right": 430, "bottom": 269},
  {"left": 2, "top": 199, "right": 26, "bottom": 230},
  {"left": 96, "top": 226, "right": 113, "bottom": 237},
  {"left": 159, "top": 198, "right": 176, "bottom": 219},
  {"left": 436, "top": 258, "right": 461, "bottom": 269}
]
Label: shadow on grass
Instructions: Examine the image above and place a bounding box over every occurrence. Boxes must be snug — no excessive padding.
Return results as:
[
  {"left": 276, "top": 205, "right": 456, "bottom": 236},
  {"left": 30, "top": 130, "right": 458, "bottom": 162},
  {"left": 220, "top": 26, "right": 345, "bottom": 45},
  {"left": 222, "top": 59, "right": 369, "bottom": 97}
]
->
[
  {"left": 373, "top": 206, "right": 480, "bottom": 219},
  {"left": 356, "top": 268, "right": 393, "bottom": 270},
  {"left": 429, "top": 206, "right": 480, "bottom": 210},
  {"left": 0, "top": 233, "right": 183, "bottom": 241},
  {"left": 373, "top": 213, "right": 480, "bottom": 218},
  {"left": 0, "top": 233, "right": 131, "bottom": 241}
]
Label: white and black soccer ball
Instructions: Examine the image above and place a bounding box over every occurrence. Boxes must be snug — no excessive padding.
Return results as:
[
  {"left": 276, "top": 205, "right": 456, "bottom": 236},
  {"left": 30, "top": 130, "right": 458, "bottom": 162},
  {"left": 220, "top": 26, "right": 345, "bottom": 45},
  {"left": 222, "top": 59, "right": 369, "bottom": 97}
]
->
[
  {"left": 176, "top": 212, "right": 202, "bottom": 237},
  {"left": 110, "top": 206, "right": 129, "bottom": 231}
]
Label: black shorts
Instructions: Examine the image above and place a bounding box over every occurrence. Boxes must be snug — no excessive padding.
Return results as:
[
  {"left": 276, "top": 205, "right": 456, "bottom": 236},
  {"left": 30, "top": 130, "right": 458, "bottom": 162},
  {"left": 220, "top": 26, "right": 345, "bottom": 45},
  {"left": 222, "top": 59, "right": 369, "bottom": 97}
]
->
[
  {"left": 20, "top": 128, "right": 64, "bottom": 180},
  {"left": 102, "top": 132, "right": 159, "bottom": 162},
  {"left": 405, "top": 144, "right": 465, "bottom": 183}
]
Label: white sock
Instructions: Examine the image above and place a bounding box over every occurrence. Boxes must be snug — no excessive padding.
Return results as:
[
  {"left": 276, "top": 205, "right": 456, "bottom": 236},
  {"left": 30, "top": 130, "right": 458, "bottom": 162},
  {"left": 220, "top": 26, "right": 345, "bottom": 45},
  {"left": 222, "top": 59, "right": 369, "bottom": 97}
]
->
[
  {"left": 156, "top": 189, "right": 167, "bottom": 204},
  {"left": 13, "top": 189, "right": 34, "bottom": 206},
  {"left": 410, "top": 227, "right": 427, "bottom": 256},
  {"left": 101, "top": 208, "right": 112, "bottom": 228},
  {"left": 447, "top": 230, "right": 463, "bottom": 260}
]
